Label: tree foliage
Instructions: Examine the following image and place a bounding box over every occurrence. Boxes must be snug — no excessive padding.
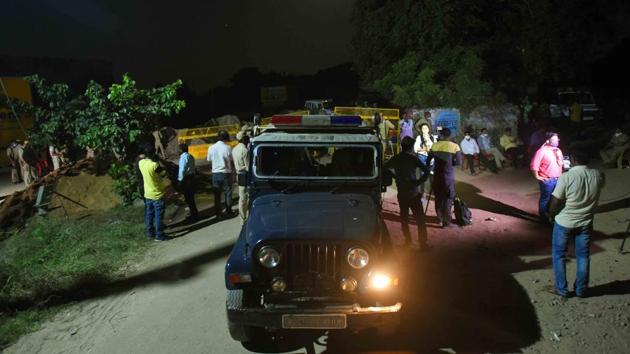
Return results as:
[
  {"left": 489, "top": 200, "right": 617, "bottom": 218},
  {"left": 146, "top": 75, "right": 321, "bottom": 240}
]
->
[
  {"left": 352, "top": 0, "right": 629, "bottom": 106},
  {"left": 80, "top": 74, "right": 185, "bottom": 161},
  {"left": 22, "top": 74, "right": 185, "bottom": 204},
  {"left": 374, "top": 47, "right": 498, "bottom": 110}
]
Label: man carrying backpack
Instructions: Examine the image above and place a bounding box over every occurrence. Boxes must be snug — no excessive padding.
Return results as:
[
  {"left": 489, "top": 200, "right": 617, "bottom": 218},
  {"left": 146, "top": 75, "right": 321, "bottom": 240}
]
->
[
  {"left": 429, "top": 128, "right": 462, "bottom": 228},
  {"left": 385, "top": 136, "right": 431, "bottom": 250}
]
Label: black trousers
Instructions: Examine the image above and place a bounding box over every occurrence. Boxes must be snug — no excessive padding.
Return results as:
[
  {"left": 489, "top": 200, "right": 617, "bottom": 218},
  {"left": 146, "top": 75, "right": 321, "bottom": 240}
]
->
[
  {"left": 464, "top": 154, "right": 476, "bottom": 174},
  {"left": 434, "top": 178, "right": 455, "bottom": 226},
  {"left": 181, "top": 175, "right": 198, "bottom": 218},
  {"left": 398, "top": 193, "right": 428, "bottom": 245}
]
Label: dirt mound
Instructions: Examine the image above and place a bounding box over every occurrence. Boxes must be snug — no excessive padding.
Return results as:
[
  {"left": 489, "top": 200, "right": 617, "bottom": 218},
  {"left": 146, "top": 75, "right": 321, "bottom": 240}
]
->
[
  {"left": 0, "top": 159, "right": 115, "bottom": 234},
  {"left": 48, "top": 172, "right": 121, "bottom": 218}
]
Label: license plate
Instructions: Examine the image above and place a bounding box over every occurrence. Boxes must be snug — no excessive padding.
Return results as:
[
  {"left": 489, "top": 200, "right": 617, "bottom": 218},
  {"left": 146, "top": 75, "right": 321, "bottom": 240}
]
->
[{"left": 282, "top": 314, "right": 347, "bottom": 329}]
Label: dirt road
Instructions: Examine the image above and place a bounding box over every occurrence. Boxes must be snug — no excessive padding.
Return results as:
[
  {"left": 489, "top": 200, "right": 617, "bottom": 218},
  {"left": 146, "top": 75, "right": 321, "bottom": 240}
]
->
[{"left": 6, "top": 167, "right": 630, "bottom": 353}]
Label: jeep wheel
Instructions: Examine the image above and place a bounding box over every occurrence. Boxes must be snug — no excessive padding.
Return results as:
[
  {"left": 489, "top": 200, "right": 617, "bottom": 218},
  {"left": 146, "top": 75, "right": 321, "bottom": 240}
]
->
[{"left": 226, "top": 290, "right": 261, "bottom": 341}]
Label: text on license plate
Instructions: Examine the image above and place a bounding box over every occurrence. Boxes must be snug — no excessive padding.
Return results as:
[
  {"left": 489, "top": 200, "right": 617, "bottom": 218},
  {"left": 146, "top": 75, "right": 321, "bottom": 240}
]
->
[{"left": 282, "top": 314, "right": 347, "bottom": 329}]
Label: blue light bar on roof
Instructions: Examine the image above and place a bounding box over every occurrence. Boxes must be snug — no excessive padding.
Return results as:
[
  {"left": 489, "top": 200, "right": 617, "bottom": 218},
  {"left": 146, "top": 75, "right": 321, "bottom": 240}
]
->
[{"left": 331, "top": 116, "right": 362, "bottom": 126}]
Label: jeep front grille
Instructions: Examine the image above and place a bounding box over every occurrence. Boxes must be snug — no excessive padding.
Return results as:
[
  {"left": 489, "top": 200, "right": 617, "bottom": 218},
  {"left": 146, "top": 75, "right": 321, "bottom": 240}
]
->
[{"left": 284, "top": 243, "right": 343, "bottom": 292}]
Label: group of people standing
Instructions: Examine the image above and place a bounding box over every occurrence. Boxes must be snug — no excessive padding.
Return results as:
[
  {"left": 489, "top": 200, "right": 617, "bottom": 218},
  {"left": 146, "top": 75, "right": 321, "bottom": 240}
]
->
[
  {"left": 137, "top": 127, "right": 251, "bottom": 241},
  {"left": 387, "top": 123, "right": 606, "bottom": 299},
  {"left": 5, "top": 140, "right": 65, "bottom": 186},
  {"left": 385, "top": 127, "right": 462, "bottom": 251}
]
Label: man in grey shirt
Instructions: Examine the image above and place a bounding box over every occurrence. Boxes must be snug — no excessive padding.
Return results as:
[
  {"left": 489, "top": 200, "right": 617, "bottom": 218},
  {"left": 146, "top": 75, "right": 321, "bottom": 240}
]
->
[{"left": 549, "top": 149, "right": 605, "bottom": 298}]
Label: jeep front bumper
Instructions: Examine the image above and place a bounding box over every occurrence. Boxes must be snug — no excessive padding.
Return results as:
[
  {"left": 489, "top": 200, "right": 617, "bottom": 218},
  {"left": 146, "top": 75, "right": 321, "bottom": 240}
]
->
[{"left": 227, "top": 302, "right": 402, "bottom": 330}]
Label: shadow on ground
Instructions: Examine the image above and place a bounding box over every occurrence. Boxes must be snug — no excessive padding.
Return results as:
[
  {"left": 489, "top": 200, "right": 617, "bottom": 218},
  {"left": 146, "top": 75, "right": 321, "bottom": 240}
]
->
[{"left": 3, "top": 241, "right": 234, "bottom": 313}]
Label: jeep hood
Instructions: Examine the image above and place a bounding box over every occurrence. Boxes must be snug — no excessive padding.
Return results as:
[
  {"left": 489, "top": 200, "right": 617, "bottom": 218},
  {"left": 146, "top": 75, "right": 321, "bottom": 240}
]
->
[{"left": 245, "top": 192, "right": 379, "bottom": 243}]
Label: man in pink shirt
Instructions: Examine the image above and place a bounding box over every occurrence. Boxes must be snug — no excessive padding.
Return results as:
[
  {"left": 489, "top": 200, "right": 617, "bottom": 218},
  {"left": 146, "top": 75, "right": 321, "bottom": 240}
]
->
[{"left": 530, "top": 132, "right": 564, "bottom": 221}]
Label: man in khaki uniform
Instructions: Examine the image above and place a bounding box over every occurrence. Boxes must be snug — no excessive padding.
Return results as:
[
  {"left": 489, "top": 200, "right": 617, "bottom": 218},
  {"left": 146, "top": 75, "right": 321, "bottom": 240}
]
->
[
  {"left": 376, "top": 113, "right": 395, "bottom": 157},
  {"left": 17, "top": 141, "right": 37, "bottom": 186},
  {"left": 232, "top": 131, "right": 250, "bottom": 224},
  {"left": 6, "top": 141, "right": 21, "bottom": 184}
]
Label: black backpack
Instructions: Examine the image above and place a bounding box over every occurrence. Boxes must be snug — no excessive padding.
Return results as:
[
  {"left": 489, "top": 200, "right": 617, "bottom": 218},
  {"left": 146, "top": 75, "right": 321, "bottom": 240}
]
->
[{"left": 454, "top": 197, "right": 472, "bottom": 226}]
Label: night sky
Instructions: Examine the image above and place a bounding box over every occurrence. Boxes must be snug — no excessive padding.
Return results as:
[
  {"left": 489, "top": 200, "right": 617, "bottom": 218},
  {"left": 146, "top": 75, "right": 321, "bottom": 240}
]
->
[{"left": 1, "top": 0, "right": 355, "bottom": 92}]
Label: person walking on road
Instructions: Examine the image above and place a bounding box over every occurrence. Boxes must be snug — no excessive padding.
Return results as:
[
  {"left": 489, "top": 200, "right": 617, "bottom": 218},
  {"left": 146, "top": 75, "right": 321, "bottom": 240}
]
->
[
  {"left": 429, "top": 128, "right": 462, "bottom": 228},
  {"left": 385, "top": 136, "right": 431, "bottom": 250},
  {"left": 178, "top": 143, "right": 199, "bottom": 222},
  {"left": 207, "top": 130, "right": 236, "bottom": 219},
  {"left": 548, "top": 149, "right": 604, "bottom": 298},
  {"left": 530, "top": 132, "right": 564, "bottom": 222},
  {"left": 232, "top": 132, "right": 250, "bottom": 224},
  {"left": 6, "top": 140, "right": 22, "bottom": 184},
  {"left": 138, "top": 143, "right": 168, "bottom": 241}
]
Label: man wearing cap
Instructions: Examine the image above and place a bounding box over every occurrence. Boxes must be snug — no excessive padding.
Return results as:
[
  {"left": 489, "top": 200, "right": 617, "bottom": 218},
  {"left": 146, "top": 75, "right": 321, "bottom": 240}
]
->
[
  {"left": 530, "top": 132, "right": 564, "bottom": 221},
  {"left": 428, "top": 128, "right": 462, "bottom": 228},
  {"left": 232, "top": 131, "right": 250, "bottom": 224},
  {"left": 207, "top": 130, "right": 236, "bottom": 218}
]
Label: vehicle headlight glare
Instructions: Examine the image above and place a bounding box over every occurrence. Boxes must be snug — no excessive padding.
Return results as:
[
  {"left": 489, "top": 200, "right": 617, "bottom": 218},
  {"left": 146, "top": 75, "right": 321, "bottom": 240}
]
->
[
  {"left": 370, "top": 273, "right": 392, "bottom": 290},
  {"left": 346, "top": 247, "right": 369, "bottom": 269},
  {"left": 340, "top": 276, "right": 358, "bottom": 292},
  {"left": 258, "top": 246, "right": 281, "bottom": 268}
]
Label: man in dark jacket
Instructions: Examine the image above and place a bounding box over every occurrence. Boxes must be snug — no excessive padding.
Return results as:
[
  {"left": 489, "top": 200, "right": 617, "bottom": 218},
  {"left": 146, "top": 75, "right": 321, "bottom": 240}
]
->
[{"left": 385, "top": 136, "right": 431, "bottom": 250}]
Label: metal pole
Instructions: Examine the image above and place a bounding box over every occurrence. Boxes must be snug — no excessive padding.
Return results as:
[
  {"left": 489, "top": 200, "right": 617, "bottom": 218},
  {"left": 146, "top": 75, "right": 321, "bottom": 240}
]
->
[{"left": 0, "top": 78, "right": 29, "bottom": 138}]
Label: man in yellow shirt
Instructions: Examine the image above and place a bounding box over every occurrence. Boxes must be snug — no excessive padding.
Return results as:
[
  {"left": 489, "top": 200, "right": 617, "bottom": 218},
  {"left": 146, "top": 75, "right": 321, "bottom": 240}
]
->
[
  {"left": 138, "top": 143, "right": 168, "bottom": 241},
  {"left": 500, "top": 127, "right": 525, "bottom": 168}
]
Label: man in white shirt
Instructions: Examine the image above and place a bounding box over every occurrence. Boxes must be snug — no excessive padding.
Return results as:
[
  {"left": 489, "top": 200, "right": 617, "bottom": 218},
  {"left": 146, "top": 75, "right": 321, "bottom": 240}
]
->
[
  {"left": 460, "top": 131, "right": 480, "bottom": 175},
  {"left": 207, "top": 130, "right": 235, "bottom": 218},
  {"left": 232, "top": 132, "right": 250, "bottom": 224}
]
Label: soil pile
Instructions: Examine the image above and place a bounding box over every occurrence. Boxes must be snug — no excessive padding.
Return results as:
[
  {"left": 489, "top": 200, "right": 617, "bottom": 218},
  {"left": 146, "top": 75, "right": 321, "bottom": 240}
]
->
[
  {"left": 0, "top": 159, "right": 117, "bottom": 234},
  {"left": 48, "top": 172, "right": 121, "bottom": 218}
]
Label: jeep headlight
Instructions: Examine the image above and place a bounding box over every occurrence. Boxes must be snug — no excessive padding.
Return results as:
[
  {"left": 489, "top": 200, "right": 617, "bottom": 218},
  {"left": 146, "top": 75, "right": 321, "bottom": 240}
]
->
[
  {"left": 258, "top": 246, "right": 281, "bottom": 268},
  {"left": 346, "top": 247, "right": 369, "bottom": 269}
]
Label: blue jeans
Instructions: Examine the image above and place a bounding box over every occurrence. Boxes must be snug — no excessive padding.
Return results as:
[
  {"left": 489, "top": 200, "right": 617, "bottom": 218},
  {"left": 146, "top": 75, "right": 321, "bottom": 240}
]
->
[
  {"left": 538, "top": 178, "right": 558, "bottom": 218},
  {"left": 213, "top": 173, "right": 233, "bottom": 216},
  {"left": 552, "top": 221, "right": 591, "bottom": 296},
  {"left": 145, "top": 198, "right": 166, "bottom": 240}
]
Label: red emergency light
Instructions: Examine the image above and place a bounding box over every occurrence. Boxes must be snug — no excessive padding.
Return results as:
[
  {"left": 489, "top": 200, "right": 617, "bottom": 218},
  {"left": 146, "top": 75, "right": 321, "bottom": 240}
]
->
[{"left": 271, "top": 115, "right": 302, "bottom": 125}]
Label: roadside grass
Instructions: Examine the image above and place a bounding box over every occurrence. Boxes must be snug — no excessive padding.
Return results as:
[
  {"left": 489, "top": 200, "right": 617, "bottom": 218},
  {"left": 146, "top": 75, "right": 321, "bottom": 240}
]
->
[{"left": 0, "top": 205, "right": 150, "bottom": 349}]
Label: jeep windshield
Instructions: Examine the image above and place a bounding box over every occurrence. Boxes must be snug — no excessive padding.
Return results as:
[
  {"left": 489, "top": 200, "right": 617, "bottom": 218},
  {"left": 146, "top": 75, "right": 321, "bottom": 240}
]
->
[{"left": 253, "top": 144, "right": 377, "bottom": 179}]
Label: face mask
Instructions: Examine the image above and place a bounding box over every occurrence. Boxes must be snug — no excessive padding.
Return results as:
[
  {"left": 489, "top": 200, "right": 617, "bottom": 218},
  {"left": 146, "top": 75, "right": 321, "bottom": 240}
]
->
[
  {"left": 481, "top": 133, "right": 487, "bottom": 136},
  {"left": 615, "top": 132, "right": 622, "bottom": 137},
  {"left": 549, "top": 140, "right": 559, "bottom": 148},
  {"left": 465, "top": 136, "right": 470, "bottom": 140}
]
